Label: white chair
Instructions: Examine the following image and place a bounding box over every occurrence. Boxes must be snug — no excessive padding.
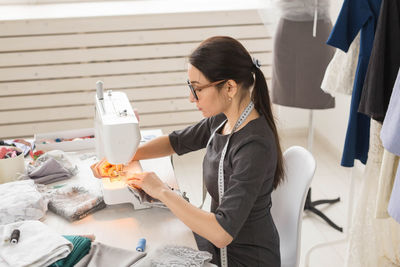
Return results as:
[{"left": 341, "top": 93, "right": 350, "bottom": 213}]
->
[{"left": 271, "top": 146, "right": 316, "bottom": 267}]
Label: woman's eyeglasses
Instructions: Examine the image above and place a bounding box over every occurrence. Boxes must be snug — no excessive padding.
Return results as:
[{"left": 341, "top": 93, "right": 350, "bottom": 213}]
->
[{"left": 186, "top": 79, "right": 227, "bottom": 100}]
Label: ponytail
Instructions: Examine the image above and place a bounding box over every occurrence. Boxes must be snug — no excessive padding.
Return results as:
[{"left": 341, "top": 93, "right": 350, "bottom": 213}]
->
[
  {"left": 189, "top": 36, "right": 284, "bottom": 189},
  {"left": 252, "top": 67, "right": 284, "bottom": 189}
]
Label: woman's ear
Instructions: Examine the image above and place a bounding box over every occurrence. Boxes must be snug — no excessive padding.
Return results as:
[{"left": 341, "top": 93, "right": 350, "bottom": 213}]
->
[{"left": 226, "top": 79, "right": 238, "bottom": 98}]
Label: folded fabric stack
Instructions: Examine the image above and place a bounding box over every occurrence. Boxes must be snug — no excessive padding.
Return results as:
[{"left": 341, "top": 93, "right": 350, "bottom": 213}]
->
[
  {"left": 19, "top": 150, "right": 78, "bottom": 184},
  {"left": 50, "top": 235, "right": 92, "bottom": 267},
  {"left": 0, "top": 220, "right": 146, "bottom": 267},
  {"left": 0, "top": 180, "right": 48, "bottom": 225},
  {"left": 41, "top": 185, "right": 106, "bottom": 221},
  {"left": 0, "top": 220, "right": 73, "bottom": 267}
]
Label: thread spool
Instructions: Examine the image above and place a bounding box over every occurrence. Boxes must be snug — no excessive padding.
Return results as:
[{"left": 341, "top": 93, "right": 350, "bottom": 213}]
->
[
  {"left": 136, "top": 238, "right": 146, "bottom": 252},
  {"left": 10, "top": 229, "right": 20, "bottom": 244}
]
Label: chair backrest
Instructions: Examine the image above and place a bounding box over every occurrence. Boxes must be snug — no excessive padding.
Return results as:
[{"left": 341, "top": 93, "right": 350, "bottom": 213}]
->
[{"left": 271, "top": 146, "right": 316, "bottom": 267}]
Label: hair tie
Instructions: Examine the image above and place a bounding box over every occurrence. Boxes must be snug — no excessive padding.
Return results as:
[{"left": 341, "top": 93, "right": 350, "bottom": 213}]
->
[{"left": 252, "top": 57, "right": 261, "bottom": 69}]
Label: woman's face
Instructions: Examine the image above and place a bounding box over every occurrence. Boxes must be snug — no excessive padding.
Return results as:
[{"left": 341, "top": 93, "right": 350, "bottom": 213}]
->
[{"left": 187, "top": 64, "right": 228, "bottom": 118}]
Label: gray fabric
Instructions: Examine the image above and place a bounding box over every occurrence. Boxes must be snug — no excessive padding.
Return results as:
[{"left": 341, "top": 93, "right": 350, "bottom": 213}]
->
[
  {"left": 272, "top": 18, "right": 335, "bottom": 109},
  {"left": 41, "top": 185, "right": 106, "bottom": 221},
  {"left": 74, "top": 242, "right": 146, "bottom": 267},
  {"left": 169, "top": 113, "right": 280, "bottom": 266},
  {"left": 27, "top": 158, "right": 71, "bottom": 184},
  {"left": 19, "top": 150, "right": 78, "bottom": 184},
  {"left": 150, "top": 245, "right": 212, "bottom": 267}
]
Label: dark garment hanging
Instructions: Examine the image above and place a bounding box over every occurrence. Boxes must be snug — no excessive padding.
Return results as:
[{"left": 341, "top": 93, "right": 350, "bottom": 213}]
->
[
  {"left": 358, "top": 0, "right": 400, "bottom": 122},
  {"left": 326, "top": 0, "right": 382, "bottom": 167}
]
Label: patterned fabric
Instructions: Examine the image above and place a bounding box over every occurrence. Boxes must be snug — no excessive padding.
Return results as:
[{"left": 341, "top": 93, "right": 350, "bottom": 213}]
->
[
  {"left": 150, "top": 246, "right": 213, "bottom": 267},
  {"left": 41, "top": 185, "right": 105, "bottom": 221},
  {"left": 0, "top": 180, "right": 48, "bottom": 224},
  {"left": 346, "top": 120, "right": 400, "bottom": 266},
  {"left": 127, "top": 185, "right": 188, "bottom": 209},
  {"left": 321, "top": 33, "right": 360, "bottom": 96}
]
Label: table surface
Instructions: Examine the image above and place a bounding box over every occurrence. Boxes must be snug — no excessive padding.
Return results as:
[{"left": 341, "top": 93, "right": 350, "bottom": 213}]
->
[{"left": 41, "top": 130, "right": 198, "bottom": 265}]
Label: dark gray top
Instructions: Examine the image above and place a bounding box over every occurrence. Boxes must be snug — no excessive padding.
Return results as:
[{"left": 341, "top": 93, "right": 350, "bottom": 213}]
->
[{"left": 169, "top": 113, "right": 280, "bottom": 267}]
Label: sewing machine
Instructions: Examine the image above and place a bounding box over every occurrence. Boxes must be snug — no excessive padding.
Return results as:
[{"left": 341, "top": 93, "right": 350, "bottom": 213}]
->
[{"left": 94, "top": 81, "right": 149, "bottom": 210}]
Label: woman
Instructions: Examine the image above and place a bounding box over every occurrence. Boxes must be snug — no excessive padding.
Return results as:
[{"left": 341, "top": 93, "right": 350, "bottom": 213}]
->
[{"left": 95, "top": 36, "right": 284, "bottom": 266}]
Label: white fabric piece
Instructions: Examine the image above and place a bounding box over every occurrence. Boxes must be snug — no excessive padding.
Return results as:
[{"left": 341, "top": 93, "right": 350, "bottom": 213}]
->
[
  {"left": 346, "top": 120, "right": 400, "bottom": 267},
  {"left": 0, "top": 220, "right": 73, "bottom": 267},
  {"left": 321, "top": 33, "right": 360, "bottom": 96},
  {"left": 375, "top": 150, "right": 399, "bottom": 218},
  {"left": 0, "top": 180, "right": 48, "bottom": 224}
]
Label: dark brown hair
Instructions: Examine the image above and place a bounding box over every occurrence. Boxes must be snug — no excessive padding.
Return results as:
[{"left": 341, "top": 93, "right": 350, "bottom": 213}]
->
[{"left": 189, "top": 36, "right": 284, "bottom": 189}]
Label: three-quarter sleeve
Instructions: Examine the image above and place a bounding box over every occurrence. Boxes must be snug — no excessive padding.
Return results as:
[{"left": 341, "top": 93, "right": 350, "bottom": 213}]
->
[
  {"left": 214, "top": 137, "right": 277, "bottom": 239},
  {"left": 327, "top": 0, "right": 372, "bottom": 52},
  {"left": 169, "top": 114, "right": 224, "bottom": 155}
]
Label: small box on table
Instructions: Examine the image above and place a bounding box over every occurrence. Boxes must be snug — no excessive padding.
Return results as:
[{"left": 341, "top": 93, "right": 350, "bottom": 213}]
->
[{"left": 34, "top": 128, "right": 95, "bottom": 152}]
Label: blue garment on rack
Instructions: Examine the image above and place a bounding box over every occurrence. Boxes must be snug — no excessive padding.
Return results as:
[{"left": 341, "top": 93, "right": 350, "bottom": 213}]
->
[{"left": 327, "top": 0, "right": 382, "bottom": 167}]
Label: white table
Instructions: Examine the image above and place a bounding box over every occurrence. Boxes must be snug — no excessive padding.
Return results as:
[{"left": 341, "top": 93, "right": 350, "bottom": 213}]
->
[{"left": 41, "top": 130, "right": 198, "bottom": 265}]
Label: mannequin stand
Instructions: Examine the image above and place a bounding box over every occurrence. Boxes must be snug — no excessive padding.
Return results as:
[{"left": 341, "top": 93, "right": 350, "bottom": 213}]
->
[
  {"left": 304, "top": 109, "right": 357, "bottom": 266},
  {"left": 304, "top": 110, "right": 343, "bottom": 232}
]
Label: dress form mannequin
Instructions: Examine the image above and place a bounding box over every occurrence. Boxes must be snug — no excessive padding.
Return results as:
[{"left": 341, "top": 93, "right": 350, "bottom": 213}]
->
[{"left": 271, "top": 0, "right": 342, "bottom": 232}]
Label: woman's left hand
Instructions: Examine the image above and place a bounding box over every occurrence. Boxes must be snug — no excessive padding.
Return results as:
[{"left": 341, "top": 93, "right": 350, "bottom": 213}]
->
[{"left": 126, "top": 172, "right": 169, "bottom": 200}]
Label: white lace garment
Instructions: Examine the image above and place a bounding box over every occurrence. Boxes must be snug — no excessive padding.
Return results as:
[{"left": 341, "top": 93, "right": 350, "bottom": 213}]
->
[{"left": 346, "top": 120, "right": 400, "bottom": 267}]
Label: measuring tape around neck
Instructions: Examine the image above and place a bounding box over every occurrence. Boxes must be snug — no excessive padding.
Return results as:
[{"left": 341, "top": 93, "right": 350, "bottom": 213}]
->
[{"left": 206, "top": 101, "right": 254, "bottom": 267}]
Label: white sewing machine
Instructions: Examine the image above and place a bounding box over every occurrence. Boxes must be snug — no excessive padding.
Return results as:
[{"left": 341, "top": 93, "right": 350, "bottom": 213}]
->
[{"left": 94, "top": 80, "right": 150, "bottom": 210}]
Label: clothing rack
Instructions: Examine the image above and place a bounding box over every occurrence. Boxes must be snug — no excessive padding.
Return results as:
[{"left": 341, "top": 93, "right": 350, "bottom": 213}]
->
[{"left": 304, "top": 109, "right": 357, "bottom": 267}]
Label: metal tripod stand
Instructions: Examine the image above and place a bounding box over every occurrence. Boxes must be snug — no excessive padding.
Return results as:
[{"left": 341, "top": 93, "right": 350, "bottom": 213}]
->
[{"left": 304, "top": 110, "right": 343, "bottom": 232}]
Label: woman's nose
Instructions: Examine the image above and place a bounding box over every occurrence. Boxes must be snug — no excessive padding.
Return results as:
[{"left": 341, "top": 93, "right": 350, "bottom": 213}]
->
[{"left": 189, "top": 91, "right": 197, "bottom": 103}]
